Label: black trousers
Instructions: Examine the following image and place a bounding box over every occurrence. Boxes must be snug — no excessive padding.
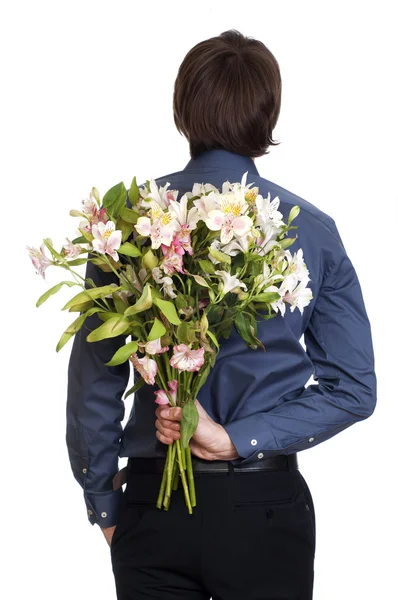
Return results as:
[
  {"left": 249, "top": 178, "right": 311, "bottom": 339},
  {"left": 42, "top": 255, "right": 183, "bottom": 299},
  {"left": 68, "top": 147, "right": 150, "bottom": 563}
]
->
[{"left": 111, "top": 459, "right": 316, "bottom": 600}]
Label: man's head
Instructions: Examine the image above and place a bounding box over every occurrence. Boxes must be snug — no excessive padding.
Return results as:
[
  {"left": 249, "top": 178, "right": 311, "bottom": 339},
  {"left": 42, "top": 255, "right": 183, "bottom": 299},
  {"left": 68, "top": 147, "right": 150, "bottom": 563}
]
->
[{"left": 173, "top": 29, "right": 282, "bottom": 159}]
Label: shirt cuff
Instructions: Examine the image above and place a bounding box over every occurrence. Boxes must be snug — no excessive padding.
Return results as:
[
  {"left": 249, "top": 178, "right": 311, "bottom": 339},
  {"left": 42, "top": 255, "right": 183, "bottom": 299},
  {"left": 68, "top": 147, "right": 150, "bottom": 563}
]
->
[
  {"left": 223, "top": 412, "right": 277, "bottom": 465},
  {"left": 84, "top": 488, "right": 124, "bottom": 527}
]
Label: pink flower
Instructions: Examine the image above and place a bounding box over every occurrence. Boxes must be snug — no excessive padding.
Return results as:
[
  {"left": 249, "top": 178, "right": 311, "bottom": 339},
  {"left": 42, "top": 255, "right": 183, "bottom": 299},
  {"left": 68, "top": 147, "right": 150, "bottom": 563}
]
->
[
  {"left": 79, "top": 193, "right": 109, "bottom": 233},
  {"left": 129, "top": 353, "right": 158, "bottom": 385},
  {"left": 137, "top": 338, "right": 169, "bottom": 355},
  {"left": 92, "top": 221, "right": 122, "bottom": 261},
  {"left": 160, "top": 239, "right": 184, "bottom": 275},
  {"left": 63, "top": 238, "right": 83, "bottom": 258},
  {"left": 154, "top": 379, "right": 178, "bottom": 405},
  {"left": 169, "top": 344, "right": 205, "bottom": 372},
  {"left": 26, "top": 244, "right": 53, "bottom": 280}
]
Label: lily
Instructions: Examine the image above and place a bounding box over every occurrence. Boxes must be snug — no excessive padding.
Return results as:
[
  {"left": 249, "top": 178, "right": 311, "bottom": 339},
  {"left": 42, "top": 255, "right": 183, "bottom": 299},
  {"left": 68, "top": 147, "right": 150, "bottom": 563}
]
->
[
  {"left": 169, "top": 344, "right": 205, "bottom": 372},
  {"left": 91, "top": 220, "right": 122, "bottom": 261},
  {"left": 26, "top": 243, "right": 53, "bottom": 280},
  {"left": 140, "top": 179, "right": 178, "bottom": 210},
  {"left": 129, "top": 353, "right": 158, "bottom": 385},
  {"left": 135, "top": 201, "right": 177, "bottom": 249},
  {"left": 205, "top": 193, "right": 253, "bottom": 244},
  {"left": 154, "top": 379, "right": 178, "bottom": 406},
  {"left": 215, "top": 270, "right": 247, "bottom": 296}
]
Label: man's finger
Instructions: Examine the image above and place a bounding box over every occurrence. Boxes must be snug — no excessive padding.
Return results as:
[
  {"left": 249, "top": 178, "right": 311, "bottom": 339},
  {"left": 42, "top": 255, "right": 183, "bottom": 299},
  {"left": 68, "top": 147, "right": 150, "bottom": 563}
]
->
[
  {"left": 155, "top": 419, "right": 180, "bottom": 440},
  {"left": 155, "top": 406, "right": 182, "bottom": 422},
  {"left": 156, "top": 430, "right": 173, "bottom": 445}
]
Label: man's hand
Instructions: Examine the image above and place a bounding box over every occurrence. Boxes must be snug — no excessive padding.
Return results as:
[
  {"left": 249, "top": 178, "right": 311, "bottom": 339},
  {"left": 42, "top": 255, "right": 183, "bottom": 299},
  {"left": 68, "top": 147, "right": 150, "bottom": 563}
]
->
[
  {"left": 155, "top": 399, "right": 240, "bottom": 461},
  {"left": 101, "top": 525, "right": 116, "bottom": 547}
]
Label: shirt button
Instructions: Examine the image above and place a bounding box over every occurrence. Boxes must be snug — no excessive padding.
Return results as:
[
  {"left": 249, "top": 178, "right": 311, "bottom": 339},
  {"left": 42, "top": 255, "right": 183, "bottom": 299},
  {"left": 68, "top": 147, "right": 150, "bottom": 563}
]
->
[
  {"left": 251, "top": 439, "right": 257, "bottom": 446},
  {"left": 87, "top": 509, "right": 93, "bottom": 515},
  {"left": 82, "top": 468, "right": 87, "bottom": 474},
  {"left": 309, "top": 437, "right": 314, "bottom": 442},
  {"left": 101, "top": 511, "right": 107, "bottom": 518},
  {"left": 258, "top": 452, "right": 264, "bottom": 459}
]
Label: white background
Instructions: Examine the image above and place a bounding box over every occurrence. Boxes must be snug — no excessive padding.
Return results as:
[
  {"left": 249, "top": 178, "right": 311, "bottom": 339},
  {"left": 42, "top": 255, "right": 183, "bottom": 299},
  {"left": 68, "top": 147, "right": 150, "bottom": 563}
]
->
[{"left": 1, "top": 1, "right": 397, "bottom": 599}]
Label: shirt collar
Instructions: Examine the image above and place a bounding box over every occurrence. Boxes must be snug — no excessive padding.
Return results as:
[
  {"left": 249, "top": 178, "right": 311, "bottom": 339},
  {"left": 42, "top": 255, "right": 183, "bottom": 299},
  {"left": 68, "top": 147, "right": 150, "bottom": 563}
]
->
[{"left": 182, "top": 148, "right": 259, "bottom": 176}]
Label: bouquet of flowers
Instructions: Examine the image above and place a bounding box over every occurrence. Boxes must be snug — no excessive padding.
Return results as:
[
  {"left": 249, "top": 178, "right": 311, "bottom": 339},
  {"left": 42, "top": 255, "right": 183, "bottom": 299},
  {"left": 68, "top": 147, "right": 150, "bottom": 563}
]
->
[{"left": 27, "top": 172, "right": 313, "bottom": 513}]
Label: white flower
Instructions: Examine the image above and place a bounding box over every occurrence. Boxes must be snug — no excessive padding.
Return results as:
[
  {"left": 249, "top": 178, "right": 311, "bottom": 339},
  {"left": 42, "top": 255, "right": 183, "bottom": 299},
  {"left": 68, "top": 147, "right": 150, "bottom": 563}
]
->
[
  {"left": 192, "top": 182, "right": 219, "bottom": 197},
  {"left": 152, "top": 267, "right": 177, "bottom": 299},
  {"left": 255, "top": 191, "right": 284, "bottom": 232},
  {"left": 91, "top": 221, "right": 122, "bottom": 261},
  {"left": 140, "top": 179, "right": 178, "bottom": 210},
  {"left": 205, "top": 192, "right": 253, "bottom": 244},
  {"left": 215, "top": 270, "right": 247, "bottom": 296},
  {"left": 63, "top": 238, "right": 83, "bottom": 258},
  {"left": 193, "top": 191, "right": 220, "bottom": 221},
  {"left": 135, "top": 201, "right": 177, "bottom": 249},
  {"left": 168, "top": 193, "right": 200, "bottom": 230},
  {"left": 284, "top": 278, "right": 313, "bottom": 314},
  {"left": 221, "top": 230, "right": 255, "bottom": 256},
  {"left": 284, "top": 248, "right": 309, "bottom": 284}
]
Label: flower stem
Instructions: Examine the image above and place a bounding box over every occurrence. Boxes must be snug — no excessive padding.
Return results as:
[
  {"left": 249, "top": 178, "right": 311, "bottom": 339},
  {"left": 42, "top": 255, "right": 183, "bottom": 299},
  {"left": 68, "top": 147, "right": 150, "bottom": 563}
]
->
[
  {"left": 186, "top": 446, "right": 196, "bottom": 507},
  {"left": 176, "top": 439, "right": 192, "bottom": 513},
  {"left": 156, "top": 460, "right": 167, "bottom": 509}
]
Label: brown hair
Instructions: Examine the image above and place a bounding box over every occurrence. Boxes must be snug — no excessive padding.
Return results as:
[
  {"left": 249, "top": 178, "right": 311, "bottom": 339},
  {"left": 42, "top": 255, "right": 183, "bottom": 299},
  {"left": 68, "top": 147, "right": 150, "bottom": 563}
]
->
[{"left": 173, "top": 29, "right": 282, "bottom": 159}]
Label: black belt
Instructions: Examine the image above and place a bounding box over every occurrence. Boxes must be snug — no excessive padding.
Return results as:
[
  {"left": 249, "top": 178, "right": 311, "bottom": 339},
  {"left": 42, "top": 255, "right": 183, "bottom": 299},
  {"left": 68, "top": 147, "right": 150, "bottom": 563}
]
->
[{"left": 126, "top": 453, "right": 298, "bottom": 475}]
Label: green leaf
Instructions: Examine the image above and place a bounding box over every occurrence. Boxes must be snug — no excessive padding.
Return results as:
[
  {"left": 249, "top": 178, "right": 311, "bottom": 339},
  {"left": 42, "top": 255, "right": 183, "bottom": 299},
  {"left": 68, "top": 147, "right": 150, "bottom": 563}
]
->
[
  {"left": 147, "top": 317, "right": 167, "bottom": 341},
  {"left": 124, "top": 283, "right": 152, "bottom": 316},
  {"left": 102, "top": 181, "right": 127, "bottom": 219},
  {"left": 89, "top": 257, "right": 121, "bottom": 272},
  {"left": 71, "top": 235, "right": 88, "bottom": 244},
  {"left": 112, "top": 292, "right": 127, "bottom": 314},
  {"left": 192, "top": 274, "right": 209, "bottom": 288},
  {"left": 252, "top": 292, "right": 281, "bottom": 304},
  {"left": 118, "top": 242, "right": 142, "bottom": 257},
  {"left": 36, "top": 280, "right": 77, "bottom": 308},
  {"left": 124, "top": 376, "right": 145, "bottom": 399},
  {"left": 67, "top": 300, "right": 95, "bottom": 312},
  {"left": 176, "top": 321, "right": 197, "bottom": 344},
  {"left": 55, "top": 307, "right": 102, "bottom": 352},
  {"left": 66, "top": 258, "right": 89, "bottom": 266},
  {"left": 153, "top": 297, "right": 181, "bottom": 325},
  {"left": 129, "top": 176, "right": 140, "bottom": 206},
  {"left": 208, "top": 246, "right": 231, "bottom": 265},
  {"left": 181, "top": 399, "right": 199, "bottom": 449},
  {"left": 198, "top": 259, "right": 216, "bottom": 274},
  {"left": 105, "top": 340, "right": 138, "bottom": 366},
  {"left": 206, "top": 330, "right": 220, "bottom": 349},
  {"left": 120, "top": 207, "right": 139, "bottom": 223},
  {"left": 86, "top": 315, "right": 131, "bottom": 342},
  {"left": 62, "top": 284, "right": 120, "bottom": 310},
  {"left": 288, "top": 205, "right": 300, "bottom": 225},
  {"left": 279, "top": 236, "right": 297, "bottom": 249},
  {"left": 175, "top": 293, "right": 188, "bottom": 311}
]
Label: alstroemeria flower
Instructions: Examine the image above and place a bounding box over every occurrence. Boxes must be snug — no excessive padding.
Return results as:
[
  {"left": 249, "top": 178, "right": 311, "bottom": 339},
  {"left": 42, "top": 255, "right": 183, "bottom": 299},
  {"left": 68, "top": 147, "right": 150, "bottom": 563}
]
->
[
  {"left": 205, "top": 193, "right": 253, "bottom": 244},
  {"left": 191, "top": 182, "right": 219, "bottom": 197},
  {"left": 154, "top": 379, "right": 178, "bottom": 405},
  {"left": 152, "top": 267, "right": 177, "bottom": 299},
  {"left": 26, "top": 244, "right": 53, "bottom": 280},
  {"left": 169, "top": 344, "right": 205, "bottom": 372},
  {"left": 265, "top": 276, "right": 313, "bottom": 317},
  {"left": 140, "top": 179, "right": 178, "bottom": 210},
  {"left": 283, "top": 248, "right": 309, "bottom": 285},
  {"left": 255, "top": 191, "right": 284, "bottom": 232},
  {"left": 160, "top": 238, "right": 185, "bottom": 275},
  {"left": 91, "top": 220, "right": 122, "bottom": 261},
  {"left": 169, "top": 194, "right": 200, "bottom": 231},
  {"left": 193, "top": 191, "right": 220, "bottom": 221},
  {"left": 63, "top": 238, "right": 83, "bottom": 258},
  {"left": 138, "top": 337, "right": 169, "bottom": 355},
  {"left": 215, "top": 270, "right": 247, "bottom": 296},
  {"left": 78, "top": 191, "right": 109, "bottom": 233},
  {"left": 135, "top": 201, "right": 177, "bottom": 249},
  {"left": 129, "top": 353, "right": 158, "bottom": 385}
]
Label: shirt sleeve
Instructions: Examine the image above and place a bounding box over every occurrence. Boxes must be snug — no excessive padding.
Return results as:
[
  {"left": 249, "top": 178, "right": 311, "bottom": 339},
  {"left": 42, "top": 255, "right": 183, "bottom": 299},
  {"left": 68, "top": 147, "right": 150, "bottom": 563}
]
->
[
  {"left": 223, "top": 220, "right": 377, "bottom": 464},
  {"left": 66, "top": 258, "right": 130, "bottom": 527}
]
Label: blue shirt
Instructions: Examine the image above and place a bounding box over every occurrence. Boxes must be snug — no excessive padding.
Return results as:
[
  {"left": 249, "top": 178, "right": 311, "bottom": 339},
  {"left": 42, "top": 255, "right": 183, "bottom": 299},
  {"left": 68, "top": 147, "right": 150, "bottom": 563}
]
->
[{"left": 66, "top": 148, "right": 377, "bottom": 527}]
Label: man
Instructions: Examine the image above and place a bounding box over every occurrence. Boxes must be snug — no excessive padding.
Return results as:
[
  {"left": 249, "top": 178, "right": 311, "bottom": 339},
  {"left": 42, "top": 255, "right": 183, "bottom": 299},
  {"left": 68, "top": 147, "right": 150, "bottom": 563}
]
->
[{"left": 66, "top": 30, "right": 376, "bottom": 600}]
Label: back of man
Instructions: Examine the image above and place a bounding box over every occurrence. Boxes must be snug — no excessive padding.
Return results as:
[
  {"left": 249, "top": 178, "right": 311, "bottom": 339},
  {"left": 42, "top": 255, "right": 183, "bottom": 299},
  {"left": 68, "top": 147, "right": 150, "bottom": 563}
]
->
[{"left": 66, "top": 30, "right": 376, "bottom": 600}]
